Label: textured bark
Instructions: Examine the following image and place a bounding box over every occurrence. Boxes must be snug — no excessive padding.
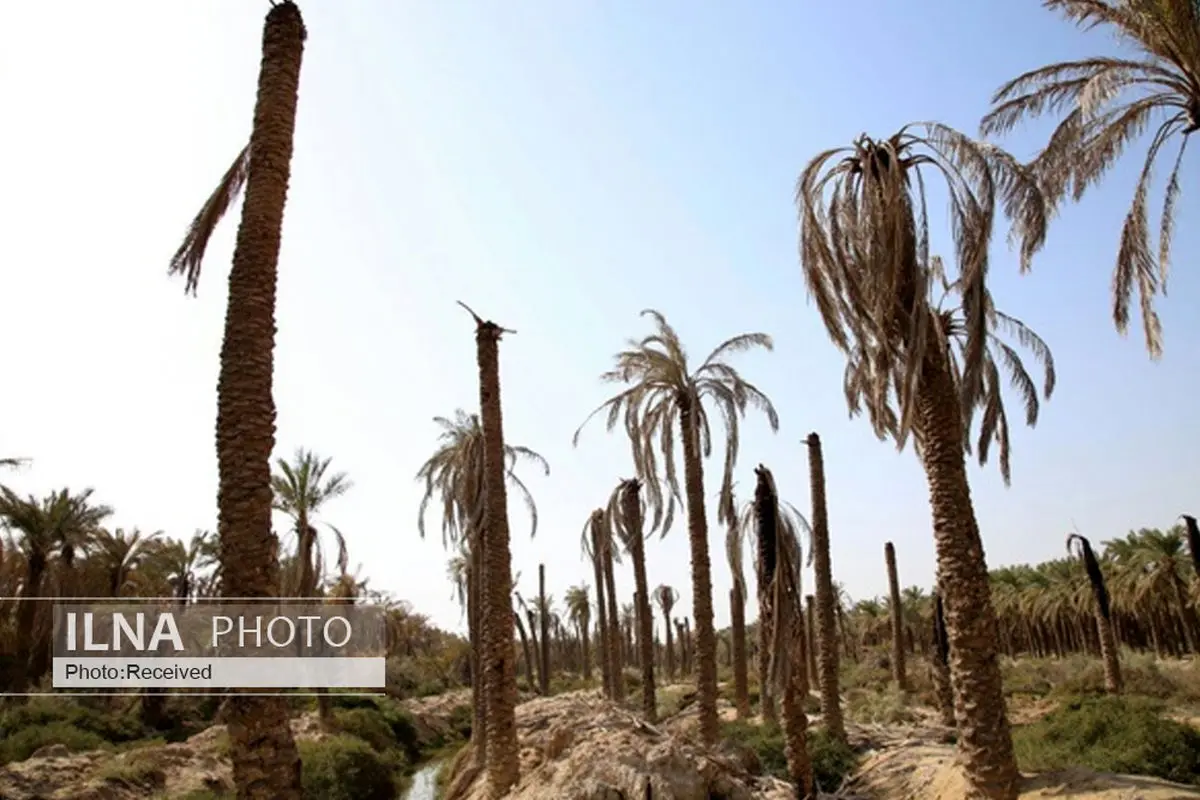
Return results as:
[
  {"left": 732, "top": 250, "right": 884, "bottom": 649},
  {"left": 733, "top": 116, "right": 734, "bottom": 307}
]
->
[
  {"left": 591, "top": 517, "right": 613, "bottom": 697},
  {"left": 1096, "top": 611, "right": 1123, "bottom": 695},
  {"left": 12, "top": 558, "right": 46, "bottom": 692},
  {"left": 884, "top": 542, "right": 908, "bottom": 692},
  {"left": 538, "top": 564, "right": 550, "bottom": 696},
  {"left": 622, "top": 482, "right": 658, "bottom": 721},
  {"left": 525, "top": 609, "right": 544, "bottom": 694},
  {"left": 579, "top": 616, "right": 592, "bottom": 681},
  {"left": 782, "top": 615, "right": 814, "bottom": 799},
  {"left": 662, "top": 606, "right": 676, "bottom": 681},
  {"left": 931, "top": 589, "right": 956, "bottom": 728},
  {"left": 730, "top": 586, "right": 750, "bottom": 719},
  {"left": 468, "top": 539, "right": 487, "bottom": 766},
  {"left": 916, "top": 347, "right": 1019, "bottom": 800},
  {"left": 805, "top": 595, "right": 818, "bottom": 689},
  {"left": 602, "top": 540, "right": 625, "bottom": 702},
  {"left": 216, "top": 5, "right": 306, "bottom": 797},
  {"left": 474, "top": 320, "right": 519, "bottom": 797},
  {"left": 514, "top": 610, "right": 535, "bottom": 692},
  {"left": 754, "top": 467, "right": 778, "bottom": 726},
  {"left": 804, "top": 433, "right": 845, "bottom": 743},
  {"left": 677, "top": 401, "right": 719, "bottom": 745}
]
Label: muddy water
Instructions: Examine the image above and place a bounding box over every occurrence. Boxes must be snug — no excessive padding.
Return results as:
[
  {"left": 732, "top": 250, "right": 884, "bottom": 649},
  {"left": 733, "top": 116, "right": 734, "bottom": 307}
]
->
[{"left": 403, "top": 760, "right": 443, "bottom": 800}]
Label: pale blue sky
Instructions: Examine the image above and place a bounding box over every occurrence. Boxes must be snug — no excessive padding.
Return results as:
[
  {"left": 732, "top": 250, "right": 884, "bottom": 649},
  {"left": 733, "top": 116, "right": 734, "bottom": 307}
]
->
[{"left": 1, "top": 1, "right": 1196, "bottom": 636}]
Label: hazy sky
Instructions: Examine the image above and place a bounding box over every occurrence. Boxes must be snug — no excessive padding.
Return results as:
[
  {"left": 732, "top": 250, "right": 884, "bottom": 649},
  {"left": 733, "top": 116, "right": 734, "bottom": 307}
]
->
[{"left": 2, "top": 1, "right": 1197, "bottom": 636}]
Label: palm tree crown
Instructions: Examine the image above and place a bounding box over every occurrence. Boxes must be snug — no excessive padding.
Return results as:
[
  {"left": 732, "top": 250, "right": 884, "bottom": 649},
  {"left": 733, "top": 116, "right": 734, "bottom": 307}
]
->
[
  {"left": 797, "top": 123, "right": 1054, "bottom": 483},
  {"left": 980, "top": 0, "right": 1200, "bottom": 359}
]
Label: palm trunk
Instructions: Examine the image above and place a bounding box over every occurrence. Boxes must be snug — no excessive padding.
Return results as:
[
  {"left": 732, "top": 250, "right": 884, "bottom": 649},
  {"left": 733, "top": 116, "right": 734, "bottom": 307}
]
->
[
  {"left": 473, "top": 316, "right": 520, "bottom": 797},
  {"left": 591, "top": 519, "right": 613, "bottom": 698},
  {"left": 678, "top": 400, "right": 719, "bottom": 746},
  {"left": 538, "top": 565, "right": 550, "bottom": 696},
  {"left": 211, "top": 5, "right": 308, "bottom": 796},
  {"left": 805, "top": 595, "right": 818, "bottom": 690},
  {"left": 663, "top": 608, "right": 676, "bottom": 681},
  {"left": 730, "top": 586, "right": 750, "bottom": 719},
  {"left": 884, "top": 542, "right": 908, "bottom": 693},
  {"left": 804, "top": 433, "right": 846, "bottom": 743},
  {"left": 514, "top": 610, "right": 535, "bottom": 692},
  {"left": 579, "top": 617, "right": 592, "bottom": 681},
  {"left": 782, "top": 614, "right": 814, "bottom": 799},
  {"left": 915, "top": 345, "right": 1019, "bottom": 800},
  {"left": 931, "top": 589, "right": 956, "bottom": 727},
  {"left": 12, "top": 557, "right": 46, "bottom": 692},
  {"left": 622, "top": 482, "right": 657, "bottom": 721},
  {"left": 468, "top": 540, "right": 487, "bottom": 766},
  {"left": 602, "top": 539, "right": 625, "bottom": 702}
]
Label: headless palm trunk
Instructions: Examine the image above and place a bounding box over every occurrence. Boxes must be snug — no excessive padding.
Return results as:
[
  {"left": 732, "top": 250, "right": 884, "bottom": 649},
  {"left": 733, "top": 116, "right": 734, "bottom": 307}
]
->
[
  {"left": 472, "top": 318, "right": 520, "bottom": 797},
  {"left": 218, "top": 4, "right": 306, "bottom": 797},
  {"left": 805, "top": 434, "right": 845, "bottom": 743},
  {"left": 755, "top": 492, "right": 778, "bottom": 725},
  {"left": 884, "top": 542, "right": 908, "bottom": 692},
  {"left": 1070, "top": 534, "right": 1122, "bottom": 695},
  {"left": 916, "top": 343, "right": 1019, "bottom": 799}
]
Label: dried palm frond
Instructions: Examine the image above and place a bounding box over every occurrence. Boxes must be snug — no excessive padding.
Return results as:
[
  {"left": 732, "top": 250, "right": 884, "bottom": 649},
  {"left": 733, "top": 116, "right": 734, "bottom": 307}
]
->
[
  {"left": 168, "top": 145, "right": 250, "bottom": 295},
  {"left": 980, "top": 0, "right": 1200, "bottom": 359}
]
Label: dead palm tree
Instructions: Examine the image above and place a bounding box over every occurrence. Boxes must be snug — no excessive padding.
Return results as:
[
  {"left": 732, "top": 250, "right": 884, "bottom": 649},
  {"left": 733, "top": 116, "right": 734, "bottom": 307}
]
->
[
  {"left": 417, "top": 408, "right": 547, "bottom": 768},
  {"left": 1067, "top": 532, "right": 1123, "bottom": 693},
  {"left": 980, "top": 0, "right": 1200, "bottom": 359},
  {"left": 564, "top": 585, "right": 592, "bottom": 681},
  {"left": 803, "top": 432, "right": 845, "bottom": 743},
  {"left": 575, "top": 309, "right": 780, "bottom": 746},
  {"left": 581, "top": 509, "right": 616, "bottom": 698},
  {"left": 459, "top": 303, "right": 522, "bottom": 796},
  {"left": 166, "top": 2, "right": 308, "bottom": 795},
  {"left": 884, "top": 541, "right": 908, "bottom": 692},
  {"left": 720, "top": 488, "right": 751, "bottom": 719},
  {"left": 797, "top": 122, "right": 1052, "bottom": 800},
  {"left": 754, "top": 465, "right": 813, "bottom": 797},
  {"left": 607, "top": 477, "right": 659, "bottom": 720}
]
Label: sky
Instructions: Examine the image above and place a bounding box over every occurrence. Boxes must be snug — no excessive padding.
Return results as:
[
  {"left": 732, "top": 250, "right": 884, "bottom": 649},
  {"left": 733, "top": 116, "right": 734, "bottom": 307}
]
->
[{"left": 1, "top": 1, "right": 1198, "bottom": 638}]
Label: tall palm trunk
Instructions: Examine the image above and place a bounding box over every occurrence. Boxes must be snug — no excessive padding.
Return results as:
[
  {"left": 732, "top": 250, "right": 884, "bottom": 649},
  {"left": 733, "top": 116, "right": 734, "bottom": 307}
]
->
[
  {"left": 622, "top": 480, "right": 657, "bottom": 721},
  {"left": 514, "top": 610, "right": 535, "bottom": 692},
  {"left": 13, "top": 555, "right": 47, "bottom": 692},
  {"left": 678, "top": 399, "right": 719, "bottom": 746},
  {"left": 915, "top": 345, "right": 1018, "bottom": 800},
  {"left": 730, "top": 585, "right": 750, "bottom": 719},
  {"left": 216, "top": 4, "right": 307, "bottom": 796},
  {"left": 804, "top": 433, "right": 845, "bottom": 743},
  {"left": 538, "top": 565, "right": 550, "bottom": 696},
  {"left": 471, "top": 314, "right": 521, "bottom": 798},
  {"left": 805, "top": 595, "right": 818, "bottom": 690},
  {"left": 468, "top": 537, "right": 487, "bottom": 766},
  {"left": 755, "top": 473, "right": 777, "bottom": 725},
  {"left": 884, "top": 542, "right": 908, "bottom": 692},
  {"left": 579, "top": 617, "right": 591, "bottom": 681},
  {"left": 590, "top": 515, "right": 613, "bottom": 698},
  {"left": 602, "top": 537, "right": 624, "bottom": 702}
]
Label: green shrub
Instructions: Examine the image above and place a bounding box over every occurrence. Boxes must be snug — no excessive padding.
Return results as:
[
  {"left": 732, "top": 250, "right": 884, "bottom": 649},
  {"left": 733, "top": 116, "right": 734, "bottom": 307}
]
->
[
  {"left": 299, "top": 735, "right": 396, "bottom": 800},
  {"left": 0, "top": 698, "right": 145, "bottom": 744},
  {"left": 1013, "top": 695, "right": 1200, "bottom": 785},
  {"left": 335, "top": 708, "right": 397, "bottom": 754},
  {"left": 720, "top": 720, "right": 859, "bottom": 791},
  {"left": 98, "top": 750, "right": 167, "bottom": 788},
  {"left": 446, "top": 703, "right": 473, "bottom": 740},
  {"left": 0, "top": 722, "right": 107, "bottom": 765},
  {"left": 809, "top": 728, "right": 858, "bottom": 792}
]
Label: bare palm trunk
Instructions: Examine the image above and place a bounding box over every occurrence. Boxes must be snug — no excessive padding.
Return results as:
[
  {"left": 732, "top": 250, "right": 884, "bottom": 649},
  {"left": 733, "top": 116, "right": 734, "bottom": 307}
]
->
[
  {"left": 622, "top": 481, "right": 658, "bottom": 721},
  {"left": 472, "top": 314, "right": 520, "bottom": 797},
  {"left": 663, "top": 608, "right": 676, "bottom": 681},
  {"left": 468, "top": 540, "right": 487, "bottom": 767},
  {"left": 579, "top": 618, "right": 592, "bottom": 681},
  {"left": 782, "top": 616, "right": 814, "bottom": 798},
  {"left": 538, "top": 564, "right": 550, "bottom": 696},
  {"left": 916, "top": 348, "right": 1018, "bottom": 800},
  {"left": 602, "top": 539, "right": 625, "bottom": 702},
  {"left": 884, "top": 542, "right": 908, "bottom": 693},
  {"left": 215, "top": 5, "right": 306, "bottom": 797},
  {"left": 730, "top": 586, "right": 750, "bottom": 719},
  {"left": 514, "top": 610, "right": 535, "bottom": 693},
  {"left": 805, "top": 595, "right": 818, "bottom": 691},
  {"left": 591, "top": 519, "right": 613, "bottom": 698},
  {"left": 805, "top": 433, "right": 845, "bottom": 743},
  {"left": 678, "top": 401, "right": 719, "bottom": 746}
]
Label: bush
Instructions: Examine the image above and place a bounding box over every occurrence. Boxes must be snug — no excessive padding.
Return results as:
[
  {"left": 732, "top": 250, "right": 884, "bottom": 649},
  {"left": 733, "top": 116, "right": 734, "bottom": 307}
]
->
[
  {"left": 0, "top": 698, "right": 145, "bottom": 745},
  {"left": 299, "top": 735, "right": 396, "bottom": 800},
  {"left": 1013, "top": 695, "right": 1200, "bottom": 785},
  {"left": 0, "top": 721, "right": 107, "bottom": 764},
  {"left": 720, "top": 720, "right": 859, "bottom": 791}
]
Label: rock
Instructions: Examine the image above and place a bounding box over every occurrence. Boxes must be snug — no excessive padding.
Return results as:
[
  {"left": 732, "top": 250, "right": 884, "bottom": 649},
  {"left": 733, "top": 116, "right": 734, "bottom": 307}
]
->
[{"left": 28, "top": 746, "right": 68, "bottom": 760}]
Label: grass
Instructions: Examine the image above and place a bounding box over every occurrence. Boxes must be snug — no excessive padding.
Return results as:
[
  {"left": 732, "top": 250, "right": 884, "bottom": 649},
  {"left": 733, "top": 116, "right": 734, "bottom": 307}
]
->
[
  {"left": 721, "top": 719, "right": 859, "bottom": 792},
  {"left": 97, "top": 749, "right": 167, "bottom": 788},
  {"left": 1012, "top": 695, "right": 1200, "bottom": 785}
]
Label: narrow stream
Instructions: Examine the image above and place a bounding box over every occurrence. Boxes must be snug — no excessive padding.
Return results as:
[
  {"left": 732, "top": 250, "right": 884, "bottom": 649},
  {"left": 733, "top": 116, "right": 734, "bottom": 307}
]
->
[{"left": 403, "top": 760, "right": 443, "bottom": 800}]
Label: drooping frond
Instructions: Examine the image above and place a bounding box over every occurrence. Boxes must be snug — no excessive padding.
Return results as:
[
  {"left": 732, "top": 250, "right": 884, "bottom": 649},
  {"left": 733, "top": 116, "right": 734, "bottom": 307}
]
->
[
  {"left": 797, "top": 123, "right": 1053, "bottom": 484},
  {"left": 168, "top": 144, "right": 250, "bottom": 295},
  {"left": 1068, "top": 532, "right": 1112, "bottom": 620},
  {"left": 574, "top": 309, "right": 779, "bottom": 537},
  {"left": 980, "top": 0, "right": 1200, "bottom": 358}
]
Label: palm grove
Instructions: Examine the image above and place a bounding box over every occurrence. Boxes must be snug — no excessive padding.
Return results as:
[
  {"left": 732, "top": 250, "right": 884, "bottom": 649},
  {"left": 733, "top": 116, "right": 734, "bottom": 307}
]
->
[{"left": 3, "top": 0, "right": 1198, "bottom": 799}]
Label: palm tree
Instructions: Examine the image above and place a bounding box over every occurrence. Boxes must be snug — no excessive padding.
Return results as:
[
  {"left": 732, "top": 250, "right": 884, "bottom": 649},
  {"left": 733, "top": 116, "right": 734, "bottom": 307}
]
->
[
  {"left": 93, "top": 528, "right": 161, "bottom": 597},
  {"left": 980, "top": 0, "right": 1200, "bottom": 359},
  {"left": 653, "top": 585, "right": 679, "bottom": 682},
  {"left": 575, "top": 309, "right": 780, "bottom": 746},
  {"left": 272, "top": 448, "right": 351, "bottom": 597},
  {"left": 460, "top": 304, "right": 522, "bottom": 795},
  {"left": 720, "top": 488, "right": 751, "bottom": 719},
  {"left": 754, "top": 465, "right": 813, "bottom": 796},
  {"left": 1067, "top": 533, "right": 1122, "bottom": 694},
  {"left": 607, "top": 478, "right": 658, "bottom": 720},
  {"left": 417, "top": 408, "right": 547, "bottom": 768},
  {"left": 803, "top": 433, "right": 846, "bottom": 743},
  {"left": 581, "top": 510, "right": 616, "bottom": 697},
  {"left": 564, "top": 585, "right": 592, "bottom": 681},
  {"left": 797, "top": 122, "right": 1052, "bottom": 800},
  {"left": 0, "top": 488, "right": 111, "bottom": 690},
  {"left": 884, "top": 541, "right": 908, "bottom": 693},
  {"left": 166, "top": 2, "right": 308, "bottom": 795}
]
